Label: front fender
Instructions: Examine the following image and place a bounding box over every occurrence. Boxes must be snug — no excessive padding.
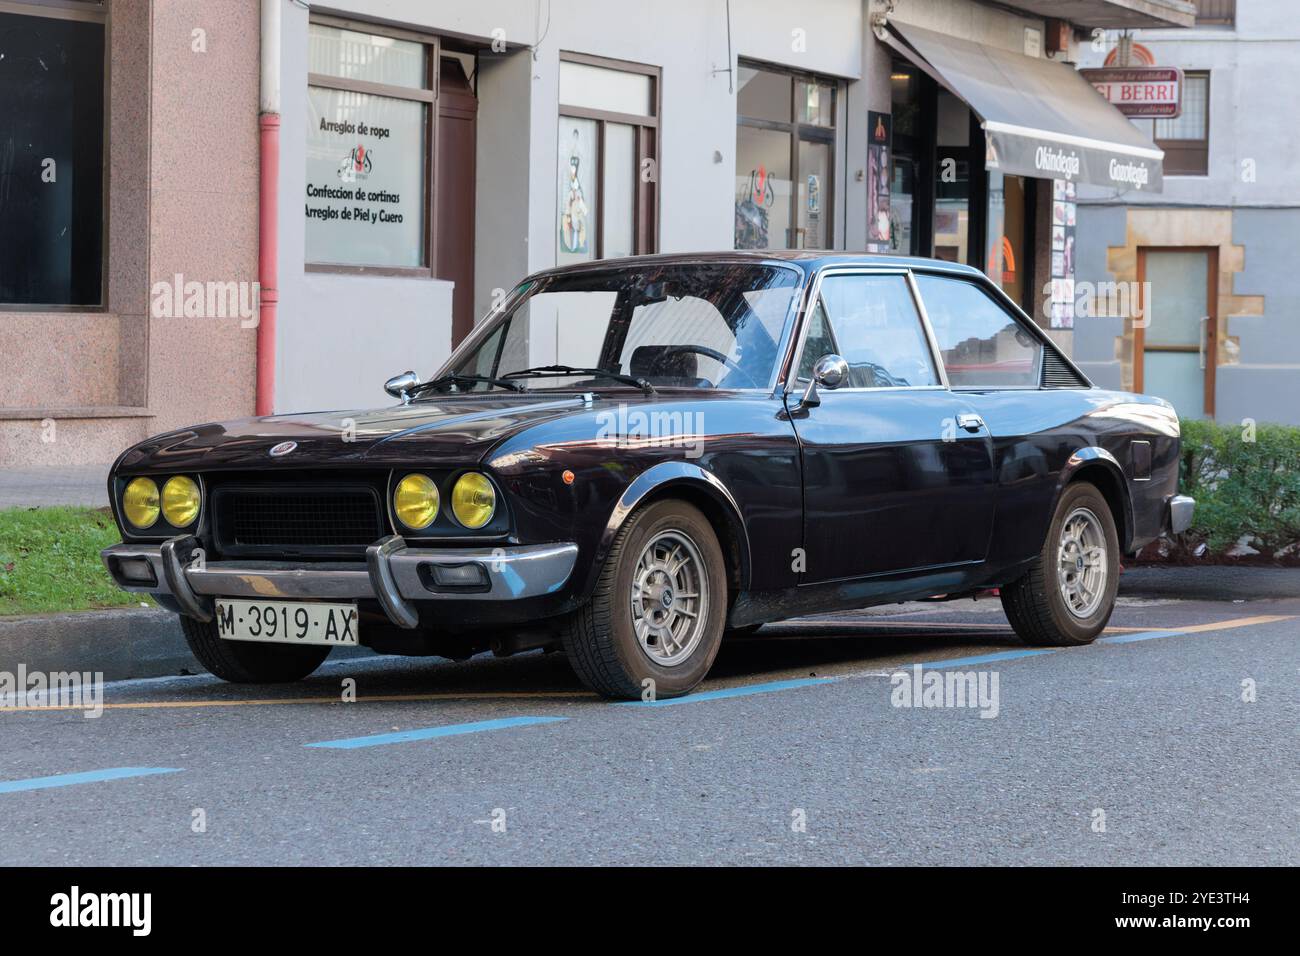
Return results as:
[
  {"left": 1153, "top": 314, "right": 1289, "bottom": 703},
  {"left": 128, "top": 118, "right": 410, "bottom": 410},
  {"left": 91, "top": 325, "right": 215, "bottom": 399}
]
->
[{"left": 591, "top": 461, "right": 753, "bottom": 594}]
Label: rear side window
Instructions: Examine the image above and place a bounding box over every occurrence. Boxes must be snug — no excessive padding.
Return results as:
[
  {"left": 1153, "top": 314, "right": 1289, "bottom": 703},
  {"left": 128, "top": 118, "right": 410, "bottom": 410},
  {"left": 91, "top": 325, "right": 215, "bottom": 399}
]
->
[
  {"left": 915, "top": 275, "right": 1041, "bottom": 387},
  {"left": 799, "top": 273, "right": 938, "bottom": 388}
]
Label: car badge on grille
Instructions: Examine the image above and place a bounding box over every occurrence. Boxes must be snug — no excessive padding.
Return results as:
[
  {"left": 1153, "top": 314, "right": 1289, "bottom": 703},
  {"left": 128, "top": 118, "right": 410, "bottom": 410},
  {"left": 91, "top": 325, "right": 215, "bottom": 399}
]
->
[{"left": 268, "top": 441, "right": 298, "bottom": 457}]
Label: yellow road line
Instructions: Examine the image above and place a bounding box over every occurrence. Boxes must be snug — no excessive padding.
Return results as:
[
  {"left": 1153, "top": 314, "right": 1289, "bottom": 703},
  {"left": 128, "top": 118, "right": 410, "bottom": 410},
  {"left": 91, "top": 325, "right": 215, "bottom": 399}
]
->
[{"left": 1168, "top": 614, "right": 1291, "bottom": 633}]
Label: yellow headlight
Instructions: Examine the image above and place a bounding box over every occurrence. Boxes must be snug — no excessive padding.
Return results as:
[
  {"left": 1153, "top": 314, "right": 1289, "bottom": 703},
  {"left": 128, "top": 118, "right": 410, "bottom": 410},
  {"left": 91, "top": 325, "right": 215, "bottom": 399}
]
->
[
  {"left": 394, "top": 473, "right": 439, "bottom": 530},
  {"left": 162, "top": 475, "right": 201, "bottom": 527},
  {"left": 451, "top": 472, "right": 496, "bottom": 529},
  {"left": 122, "top": 477, "right": 160, "bottom": 529}
]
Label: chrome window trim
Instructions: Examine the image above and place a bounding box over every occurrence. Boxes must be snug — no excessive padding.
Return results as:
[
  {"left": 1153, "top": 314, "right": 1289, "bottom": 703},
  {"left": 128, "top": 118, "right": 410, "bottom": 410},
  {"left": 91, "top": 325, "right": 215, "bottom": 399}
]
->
[
  {"left": 908, "top": 268, "right": 1049, "bottom": 391},
  {"left": 783, "top": 265, "right": 948, "bottom": 395},
  {"left": 439, "top": 262, "right": 806, "bottom": 396}
]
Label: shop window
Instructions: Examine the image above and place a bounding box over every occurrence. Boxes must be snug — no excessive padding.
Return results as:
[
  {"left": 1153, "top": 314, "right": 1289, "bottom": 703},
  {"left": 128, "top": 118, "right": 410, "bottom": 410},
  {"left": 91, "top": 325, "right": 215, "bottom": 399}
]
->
[
  {"left": 985, "top": 173, "right": 1031, "bottom": 311},
  {"left": 306, "top": 21, "right": 434, "bottom": 272},
  {"left": 933, "top": 90, "right": 970, "bottom": 263},
  {"left": 0, "top": 8, "right": 105, "bottom": 307},
  {"left": 914, "top": 274, "right": 1042, "bottom": 388},
  {"left": 1134, "top": 72, "right": 1209, "bottom": 176},
  {"left": 557, "top": 54, "right": 660, "bottom": 265},
  {"left": 735, "top": 63, "right": 838, "bottom": 250},
  {"left": 888, "top": 63, "right": 924, "bottom": 256}
]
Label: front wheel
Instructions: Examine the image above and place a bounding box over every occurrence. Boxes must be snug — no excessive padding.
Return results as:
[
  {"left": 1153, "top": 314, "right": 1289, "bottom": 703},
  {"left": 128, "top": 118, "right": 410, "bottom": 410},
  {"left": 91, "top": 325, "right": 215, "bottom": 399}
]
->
[
  {"left": 1001, "top": 481, "right": 1120, "bottom": 647},
  {"left": 560, "top": 499, "right": 728, "bottom": 699},
  {"left": 180, "top": 615, "right": 331, "bottom": 683}
]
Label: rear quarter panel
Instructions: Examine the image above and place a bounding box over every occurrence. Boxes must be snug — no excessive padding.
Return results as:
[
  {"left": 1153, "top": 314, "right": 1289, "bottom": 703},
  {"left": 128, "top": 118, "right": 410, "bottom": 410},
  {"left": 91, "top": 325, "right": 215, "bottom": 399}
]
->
[{"left": 960, "top": 388, "right": 1180, "bottom": 573}]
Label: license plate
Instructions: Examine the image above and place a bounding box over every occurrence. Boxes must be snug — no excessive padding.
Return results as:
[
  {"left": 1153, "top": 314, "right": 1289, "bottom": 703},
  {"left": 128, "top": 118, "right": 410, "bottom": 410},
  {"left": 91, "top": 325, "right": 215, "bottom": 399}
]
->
[{"left": 214, "top": 599, "right": 359, "bottom": 646}]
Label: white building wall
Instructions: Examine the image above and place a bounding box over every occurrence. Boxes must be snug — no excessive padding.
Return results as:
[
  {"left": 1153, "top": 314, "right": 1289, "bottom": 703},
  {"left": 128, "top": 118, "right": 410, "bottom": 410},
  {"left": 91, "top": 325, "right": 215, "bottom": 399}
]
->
[
  {"left": 1077, "top": 5, "right": 1300, "bottom": 208},
  {"left": 272, "top": 0, "right": 861, "bottom": 413}
]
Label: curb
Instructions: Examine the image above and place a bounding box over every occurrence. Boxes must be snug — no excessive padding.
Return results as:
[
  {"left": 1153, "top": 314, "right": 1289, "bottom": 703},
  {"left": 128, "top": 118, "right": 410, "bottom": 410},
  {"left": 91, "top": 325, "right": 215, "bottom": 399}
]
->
[{"left": 0, "top": 608, "right": 374, "bottom": 682}]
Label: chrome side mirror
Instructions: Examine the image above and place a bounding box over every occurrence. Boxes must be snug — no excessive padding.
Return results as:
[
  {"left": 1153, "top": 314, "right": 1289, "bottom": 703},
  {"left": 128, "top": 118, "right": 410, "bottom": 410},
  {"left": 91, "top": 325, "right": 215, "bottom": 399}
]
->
[
  {"left": 794, "top": 353, "right": 848, "bottom": 411},
  {"left": 385, "top": 370, "right": 420, "bottom": 404}
]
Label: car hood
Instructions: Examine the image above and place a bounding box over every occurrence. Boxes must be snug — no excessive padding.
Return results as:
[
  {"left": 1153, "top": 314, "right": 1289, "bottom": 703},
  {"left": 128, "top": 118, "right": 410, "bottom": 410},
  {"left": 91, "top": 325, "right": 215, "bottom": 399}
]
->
[{"left": 113, "top": 393, "right": 602, "bottom": 473}]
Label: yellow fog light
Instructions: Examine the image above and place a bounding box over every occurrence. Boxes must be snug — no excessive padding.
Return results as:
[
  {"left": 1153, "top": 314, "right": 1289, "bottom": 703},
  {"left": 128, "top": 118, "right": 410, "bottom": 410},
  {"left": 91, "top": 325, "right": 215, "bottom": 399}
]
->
[
  {"left": 394, "top": 473, "right": 439, "bottom": 530},
  {"left": 162, "top": 475, "right": 201, "bottom": 527},
  {"left": 122, "top": 477, "right": 160, "bottom": 529},
  {"left": 451, "top": 472, "right": 496, "bottom": 529}
]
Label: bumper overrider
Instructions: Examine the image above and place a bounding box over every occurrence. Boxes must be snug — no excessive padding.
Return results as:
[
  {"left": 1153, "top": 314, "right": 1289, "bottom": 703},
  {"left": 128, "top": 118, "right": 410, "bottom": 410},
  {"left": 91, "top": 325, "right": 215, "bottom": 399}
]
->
[
  {"left": 101, "top": 535, "right": 580, "bottom": 630},
  {"left": 1167, "top": 494, "right": 1195, "bottom": 535}
]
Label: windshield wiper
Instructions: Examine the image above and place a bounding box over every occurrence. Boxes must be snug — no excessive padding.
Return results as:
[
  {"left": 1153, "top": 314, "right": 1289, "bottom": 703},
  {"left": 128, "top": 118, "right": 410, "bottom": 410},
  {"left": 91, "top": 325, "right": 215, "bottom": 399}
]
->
[
  {"left": 408, "top": 373, "right": 524, "bottom": 396},
  {"left": 502, "top": 365, "right": 656, "bottom": 395}
]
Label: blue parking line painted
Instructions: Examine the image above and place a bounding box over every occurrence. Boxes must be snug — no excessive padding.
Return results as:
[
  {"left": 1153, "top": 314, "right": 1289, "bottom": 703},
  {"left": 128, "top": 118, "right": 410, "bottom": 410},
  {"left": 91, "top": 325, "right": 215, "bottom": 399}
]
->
[
  {"left": 304, "top": 715, "right": 568, "bottom": 749},
  {"left": 912, "top": 649, "right": 1056, "bottom": 669},
  {"left": 1097, "top": 630, "right": 1184, "bottom": 645},
  {"left": 620, "top": 676, "right": 836, "bottom": 707},
  {"left": 0, "top": 767, "right": 181, "bottom": 795}
]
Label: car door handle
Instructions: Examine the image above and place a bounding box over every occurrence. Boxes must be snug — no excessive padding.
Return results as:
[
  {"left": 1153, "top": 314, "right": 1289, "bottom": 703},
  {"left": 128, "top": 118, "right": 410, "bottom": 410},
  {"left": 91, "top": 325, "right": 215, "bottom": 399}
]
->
[{"left": 957, "top": 414, "right": 985, "bottom": 433}]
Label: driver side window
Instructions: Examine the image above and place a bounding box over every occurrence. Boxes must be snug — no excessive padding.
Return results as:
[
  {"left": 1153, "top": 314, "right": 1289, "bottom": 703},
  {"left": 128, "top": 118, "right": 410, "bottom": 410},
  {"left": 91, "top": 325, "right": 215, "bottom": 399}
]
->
[{"left": 802, "top": 274, "right": 938, "bottom": 388}]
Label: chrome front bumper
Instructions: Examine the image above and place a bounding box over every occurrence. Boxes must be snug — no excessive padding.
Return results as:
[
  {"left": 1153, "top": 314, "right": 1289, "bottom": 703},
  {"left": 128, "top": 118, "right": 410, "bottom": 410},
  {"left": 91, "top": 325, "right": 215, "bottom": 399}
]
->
[
  {"left": 1168, "top": 494, "right": 1195, "bottom": 535},
  {"left": 102, "top": 535, "right": 580, "bottom": 630}
]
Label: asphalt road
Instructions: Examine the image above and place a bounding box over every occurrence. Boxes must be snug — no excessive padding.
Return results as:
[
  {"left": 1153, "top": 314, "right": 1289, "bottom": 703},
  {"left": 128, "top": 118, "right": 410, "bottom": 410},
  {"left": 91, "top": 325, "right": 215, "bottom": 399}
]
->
[{"left": 1, "top": 592, "right": 1296, "bottom": 866}]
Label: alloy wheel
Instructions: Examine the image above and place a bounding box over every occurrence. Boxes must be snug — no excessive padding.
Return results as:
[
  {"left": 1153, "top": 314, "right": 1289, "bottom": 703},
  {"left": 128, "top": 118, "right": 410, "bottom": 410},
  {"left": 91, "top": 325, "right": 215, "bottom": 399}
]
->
[{"left": 630, "top": 529, "right": 709, "bottom": 666}]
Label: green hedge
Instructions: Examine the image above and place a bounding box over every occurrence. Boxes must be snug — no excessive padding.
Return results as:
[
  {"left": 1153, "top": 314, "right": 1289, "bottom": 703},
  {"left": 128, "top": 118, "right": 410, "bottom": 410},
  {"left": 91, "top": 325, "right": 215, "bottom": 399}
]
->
[{"left": 1176, "top": 418, "right": 1300, "bottom": 559}]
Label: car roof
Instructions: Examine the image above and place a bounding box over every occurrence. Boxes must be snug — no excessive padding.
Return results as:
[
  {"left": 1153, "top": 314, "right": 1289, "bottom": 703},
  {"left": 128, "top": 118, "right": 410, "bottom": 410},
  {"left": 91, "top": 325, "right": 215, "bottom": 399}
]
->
[{"left": 523, "top": 250, "right": 988, "bottom": 284}]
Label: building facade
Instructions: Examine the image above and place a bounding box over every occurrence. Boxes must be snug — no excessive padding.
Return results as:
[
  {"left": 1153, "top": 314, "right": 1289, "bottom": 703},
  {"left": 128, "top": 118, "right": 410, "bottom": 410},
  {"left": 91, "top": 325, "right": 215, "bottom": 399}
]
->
[
  {"left": 1073, "top": 0, "right": 1300, "bottom": 425},
  {"left": 0, "top": 0, "right": 1196, "bottom": 468}
]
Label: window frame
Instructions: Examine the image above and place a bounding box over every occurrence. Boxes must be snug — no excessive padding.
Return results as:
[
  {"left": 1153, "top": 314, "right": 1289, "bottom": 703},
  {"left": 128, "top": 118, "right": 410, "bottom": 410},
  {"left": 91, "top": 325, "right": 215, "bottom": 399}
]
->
[
  {"left": 793, "top": 271, "right": 942, "bottom": 389},
  {"left": 305, "top": 14, "right": 439, "bottom": 278},
  {"left": 911, "top": 269, "right": 1050, "bottom": 391},
  {"left": 735, "top": 60, "right": 839, "bottom": 251},
  {"left": 557, "top": 51, "right": 661, "bottom": 260},
  {"left": 1194, "top": 0, "right": 1235, "bottom": 26},
  {"left": 0, "top": 0, "right": 109, "bottom": 312},
  {"left": 784, "top": 265, "right": 1086, "bottom": 395},
  {"left": 1134, "top": 70, "right": 1210, "bottom": 178},
  {"left": 785, "top": 266, "right": 949, "bottom": 393}
]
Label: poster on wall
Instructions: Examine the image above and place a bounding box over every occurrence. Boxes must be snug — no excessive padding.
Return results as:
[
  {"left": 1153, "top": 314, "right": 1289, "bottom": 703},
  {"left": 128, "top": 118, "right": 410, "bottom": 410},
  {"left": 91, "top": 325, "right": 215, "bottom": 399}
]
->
[
  {"left": 866, "top": 110, "right": 892, "bottom": 253},
  {"left": 305, "top": 87, "right": 426, "bottom": 268},
  {"left": 558, "top": 117, "right": 597, "bottom": 265},
  {"left": 735, "top": 164, "right": 775, "bottom": 250},
  {"left": 1049, "top": 179, "right": 1077, "bottom": 329}
]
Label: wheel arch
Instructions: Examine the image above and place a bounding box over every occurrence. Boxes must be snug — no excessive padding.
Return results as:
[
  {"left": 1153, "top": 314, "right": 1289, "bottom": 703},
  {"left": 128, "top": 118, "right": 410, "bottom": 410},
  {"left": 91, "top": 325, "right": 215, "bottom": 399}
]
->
[
  {"left": 1058, "top": 447, "right": 1134, "bottom": 553},
  {"left": 596, "top": 462, "right": 752, "bottom": 596}
]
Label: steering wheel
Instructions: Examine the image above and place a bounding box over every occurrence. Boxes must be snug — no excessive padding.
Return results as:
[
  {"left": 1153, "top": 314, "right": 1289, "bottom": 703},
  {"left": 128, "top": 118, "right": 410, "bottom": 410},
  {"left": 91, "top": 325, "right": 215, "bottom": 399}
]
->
[{"left": 656, "top": 345, "right": 760, "bottom": 388}]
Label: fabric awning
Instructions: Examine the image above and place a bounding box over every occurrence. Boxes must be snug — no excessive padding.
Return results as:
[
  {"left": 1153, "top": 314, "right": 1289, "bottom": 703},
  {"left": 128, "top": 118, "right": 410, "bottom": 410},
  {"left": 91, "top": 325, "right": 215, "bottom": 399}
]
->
[{"left": 882, "top": 22, "right": 1164, "bottom": 192}]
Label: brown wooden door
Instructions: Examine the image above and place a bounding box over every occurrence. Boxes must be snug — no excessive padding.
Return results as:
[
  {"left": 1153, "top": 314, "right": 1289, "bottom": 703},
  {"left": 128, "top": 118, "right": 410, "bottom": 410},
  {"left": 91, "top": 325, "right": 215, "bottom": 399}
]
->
[
  {"left": 436, "top": 58, "right": 477, "bottom": 346},
  {"left": 1135, "top": 247, "right": 1217, "bottom": 418}
]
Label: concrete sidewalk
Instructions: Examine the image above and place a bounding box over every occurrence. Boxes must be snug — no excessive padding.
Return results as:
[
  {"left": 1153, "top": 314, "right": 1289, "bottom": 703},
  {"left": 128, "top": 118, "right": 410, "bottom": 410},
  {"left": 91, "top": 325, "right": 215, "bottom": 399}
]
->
[
  {"left": 0, "top": 465, "right": 110, "bottom": 509},
  {"left": 1119, "top": 564, "right": 1300, "bottom": 601}
]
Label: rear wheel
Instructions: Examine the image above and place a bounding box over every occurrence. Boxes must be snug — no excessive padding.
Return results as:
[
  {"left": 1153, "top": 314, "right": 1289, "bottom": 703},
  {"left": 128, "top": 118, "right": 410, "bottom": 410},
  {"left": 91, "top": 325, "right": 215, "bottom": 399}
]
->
[
  {"left": 560, "top": 499, "right": 727, "bottom": 700},
  {"left": 180, "top": 615, "right": 331, "bottom": 683},
  {"left": 1001, "top": 481, "right": 1120, "bottom": 647}
]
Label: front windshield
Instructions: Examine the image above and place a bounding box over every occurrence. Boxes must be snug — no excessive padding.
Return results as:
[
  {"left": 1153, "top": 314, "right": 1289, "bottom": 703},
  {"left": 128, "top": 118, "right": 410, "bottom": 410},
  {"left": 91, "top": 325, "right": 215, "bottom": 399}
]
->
[{"left": 443, "top": 262, "right": 801, "bottom": 391}]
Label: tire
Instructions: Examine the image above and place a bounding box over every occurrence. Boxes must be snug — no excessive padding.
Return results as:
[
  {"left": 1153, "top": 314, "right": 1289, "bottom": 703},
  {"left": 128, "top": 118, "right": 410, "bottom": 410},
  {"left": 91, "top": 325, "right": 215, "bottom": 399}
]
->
[
  {"left": 560, "top": 499, "right": 728, "bottom": 700},
  {"left": 180, "top": 615, "right": 331, "bottom": 683},
  {"left": 1001, "top": 481, "right": 1120, "bottom": 647}
]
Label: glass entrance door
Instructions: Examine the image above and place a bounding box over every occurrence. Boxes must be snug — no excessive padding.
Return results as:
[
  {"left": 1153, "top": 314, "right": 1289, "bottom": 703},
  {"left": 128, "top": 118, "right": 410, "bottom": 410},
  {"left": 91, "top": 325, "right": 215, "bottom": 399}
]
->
[{"left": 1137, "top": 248, "right": 1217, "bottom": 419}]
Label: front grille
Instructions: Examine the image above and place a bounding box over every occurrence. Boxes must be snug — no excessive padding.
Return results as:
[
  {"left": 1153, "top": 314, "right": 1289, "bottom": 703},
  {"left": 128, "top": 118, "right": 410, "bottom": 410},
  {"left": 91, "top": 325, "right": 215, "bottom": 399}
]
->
[{"left": 213, "top": 486, "right": 384, "bottom": 553}]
